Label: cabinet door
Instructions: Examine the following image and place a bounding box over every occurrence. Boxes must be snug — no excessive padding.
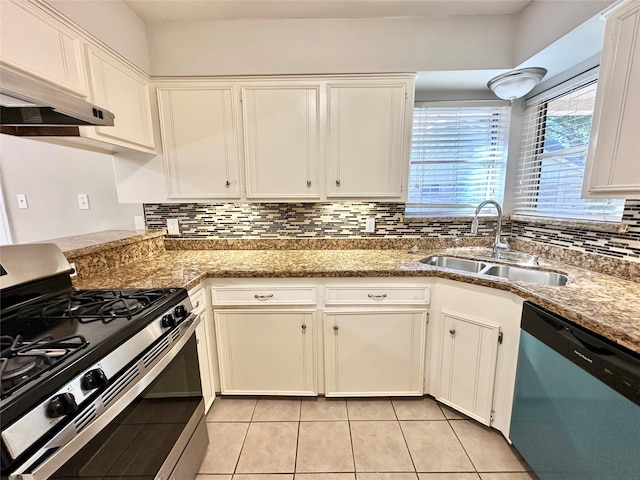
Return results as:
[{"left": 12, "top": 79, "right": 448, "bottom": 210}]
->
[
  {"left": 439, "top": 312, "right": 499, "bottom": 426},
  {"left": 215, "top": 309, "right": 316, "bottom": 395},
  {"left": 324, "top": 310, "right": 426, "bottom": 396},
  {"left": 584, "top": 0, "right": 640, "bottom": 197},
  {"left": 83, "top": 46, "right": 155, "bottom": 151},
  {"left": 326, "top": 81, "right": 410, "bottom": 199},
  {"left": 0, "top": 0, "right": 86, "bottom": 96},
  {"left": 158, "top": 86, "right": 242, "bottom": 199},
  {"left": 242, "top": 84, "right": 321, "bottom": 199},
  {"left": 195, "top": 315, "right": 215, "bottom": 412}
]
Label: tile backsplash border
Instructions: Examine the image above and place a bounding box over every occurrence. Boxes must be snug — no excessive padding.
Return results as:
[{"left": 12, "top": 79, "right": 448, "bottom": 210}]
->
[{"left": 144, "top": 199, "right": 640, "bottom": 266}]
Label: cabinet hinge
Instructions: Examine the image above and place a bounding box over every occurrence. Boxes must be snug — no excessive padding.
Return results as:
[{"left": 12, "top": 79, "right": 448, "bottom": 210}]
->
[
  {"left": 404, "top": 91, "right": 408, "bottom": 100},
  {"left": 498, "top": 331, "right": 503, "bottom": 344},
  {"left": 426, "top": 311, "right": 430, "bottom": 323},
  {"left": 490, "top": 410, "right": 495, "bottom": 424}
]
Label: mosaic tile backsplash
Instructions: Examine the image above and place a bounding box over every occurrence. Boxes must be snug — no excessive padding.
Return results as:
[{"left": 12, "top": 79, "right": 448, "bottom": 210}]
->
[{"left": 143, "top": 200, "right": 640, "bottom": 262}]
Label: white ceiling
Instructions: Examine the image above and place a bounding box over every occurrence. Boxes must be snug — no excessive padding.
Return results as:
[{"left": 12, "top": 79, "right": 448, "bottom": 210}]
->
[{"left": 125, "top": 0, "right": 532, "bottom": 23}]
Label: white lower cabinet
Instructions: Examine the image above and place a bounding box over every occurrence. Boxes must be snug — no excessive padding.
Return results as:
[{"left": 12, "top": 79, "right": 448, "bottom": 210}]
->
[
  {"left": 438, "top": 312, "right": 500, "bottom": 426},
  {"left": 427, "top": 279, "right": 523, "bottom": 439},
  {"left": 214, "top": 309, "right": 317, "bottom": 395},
  {"left": 323, "top": 309, "right": 427, "bottom": 396}
]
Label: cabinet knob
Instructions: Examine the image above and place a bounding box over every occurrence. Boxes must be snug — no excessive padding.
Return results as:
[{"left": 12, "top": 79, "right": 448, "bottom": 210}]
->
[
  {"left": 449, "top": 329, "right": 456, "bottom": 335},
  {"left": 302, "top": 324, "right": 307, "bottom": 330},
  {"left": 307, "top": 180, "right": 311, "bottom": 187},
  {"left": 225, "top": 180, "right": 231, "bottom": 187},
  {"left": 336, "top": 179, "right": 341, "bottom": 187},
  {"left": 333, "top": 325, "right": 339, "bottom": 331}
]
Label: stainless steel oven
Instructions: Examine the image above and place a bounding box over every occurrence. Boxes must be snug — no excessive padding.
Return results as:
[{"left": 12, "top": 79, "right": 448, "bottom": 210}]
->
[{"left": 1, "top": 244, "right": 208, "bottom": 480}]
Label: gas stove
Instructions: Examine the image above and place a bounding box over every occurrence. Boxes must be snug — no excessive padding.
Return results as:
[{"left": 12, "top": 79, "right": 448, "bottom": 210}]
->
[{"left": 0, "top": 244, "right": 204, "bottom": 479}]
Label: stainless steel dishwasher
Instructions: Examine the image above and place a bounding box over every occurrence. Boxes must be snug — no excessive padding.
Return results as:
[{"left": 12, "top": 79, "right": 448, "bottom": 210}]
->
[{"left": 510, "top": 302, "right": 640, "bottom": 480}]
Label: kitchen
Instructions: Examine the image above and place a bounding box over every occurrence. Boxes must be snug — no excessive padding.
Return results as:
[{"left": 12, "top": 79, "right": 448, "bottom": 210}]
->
[{"left": 1, "top": 1, "right": 639, "bottom": 479}]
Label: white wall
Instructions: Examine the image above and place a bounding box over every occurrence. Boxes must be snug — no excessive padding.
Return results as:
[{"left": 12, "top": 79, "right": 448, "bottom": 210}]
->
[
  {"left": 148, "top": 15, "right": 515, "bottom": 76},
  {"left": 514, "top": 0, "right": 613, "bottom": 65},
  {"left": 44, "top": 0, "right": 151, "bottom": 72},
  {"left": 0, "top": 135, "right": 143, "bottom": 244}
]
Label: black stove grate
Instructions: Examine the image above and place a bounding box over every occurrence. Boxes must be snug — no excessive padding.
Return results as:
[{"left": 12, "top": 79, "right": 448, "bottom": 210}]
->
[
  {"left": 0, "top": 334, "right": 88, "bottom": 399},
  {"left": 16, "top": 288, "right": 172, "bottom": 325}
]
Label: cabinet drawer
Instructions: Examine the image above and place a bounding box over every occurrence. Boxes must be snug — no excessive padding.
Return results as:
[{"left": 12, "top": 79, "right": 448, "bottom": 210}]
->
[
  {"left": 211, "top": 286, "right": 316, "bottom": 306},
  {"left": 189, "top": 288, "right": 206, "bottom": 314},
  {"left": 325, "top": 285, "right": 430, "bottom": 305}
]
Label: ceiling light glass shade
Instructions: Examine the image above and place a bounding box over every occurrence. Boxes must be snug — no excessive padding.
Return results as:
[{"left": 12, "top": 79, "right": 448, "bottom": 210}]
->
[{"left": 487, "top": 67, "right": 548, "bottom": 100}]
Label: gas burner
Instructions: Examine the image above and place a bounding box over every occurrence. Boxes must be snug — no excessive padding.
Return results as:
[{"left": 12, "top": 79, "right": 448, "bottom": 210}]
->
[{"left": 0, "top": 334, "right": 88, "bottom": 399}]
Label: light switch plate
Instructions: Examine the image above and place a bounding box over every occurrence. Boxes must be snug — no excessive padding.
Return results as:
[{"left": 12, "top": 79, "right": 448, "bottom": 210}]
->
[{"left": 16, "top": 194, "right": 28, "bottom": 209}]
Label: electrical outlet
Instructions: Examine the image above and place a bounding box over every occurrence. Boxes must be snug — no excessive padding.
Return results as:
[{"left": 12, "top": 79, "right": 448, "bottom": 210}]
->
[
  {"left": 69, "top": 262, "right": 78, "bottom": 277},
  {"left": 77, "top": 194, "right": 90, "bottom": 210},
  {"left": 16, "top": 194, "right": 28, "bottom": 209},
  {"left": 167, "top": 218, "right": 180, "bottom": 235},
  {"left": 365, "top": 217, "right": 376, "bottom": 233}
]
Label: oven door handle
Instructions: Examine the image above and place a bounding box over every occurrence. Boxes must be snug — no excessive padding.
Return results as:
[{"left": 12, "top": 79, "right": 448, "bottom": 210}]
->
[{"left": 8, "top": 313, "right": 201, "bottom": 480}]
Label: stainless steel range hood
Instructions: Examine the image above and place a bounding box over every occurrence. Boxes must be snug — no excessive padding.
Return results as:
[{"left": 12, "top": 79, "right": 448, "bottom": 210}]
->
[{"left": 0, "top": 67, "right": 114, "bottom": 136}]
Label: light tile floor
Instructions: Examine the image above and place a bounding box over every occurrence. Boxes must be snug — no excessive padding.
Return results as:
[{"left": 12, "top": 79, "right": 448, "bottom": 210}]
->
[{"left": 197, "top": 397, "right": 538, "bottom": 480}]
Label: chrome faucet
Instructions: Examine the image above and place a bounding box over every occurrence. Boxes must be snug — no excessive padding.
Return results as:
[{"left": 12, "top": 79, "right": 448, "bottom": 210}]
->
[{"left": 471, "top": 200, "right": 509, "bottom": 258}]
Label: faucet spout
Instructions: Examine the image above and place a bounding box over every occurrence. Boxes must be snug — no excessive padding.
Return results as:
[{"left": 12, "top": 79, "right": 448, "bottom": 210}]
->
[{"left": 472, "top": 200, "right": 509, "bottom": 258}]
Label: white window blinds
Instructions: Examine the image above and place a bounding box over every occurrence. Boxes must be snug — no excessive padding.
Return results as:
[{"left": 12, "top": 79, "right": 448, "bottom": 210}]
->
[
  {"left": 514, "top": 77, "right": 624, "bottom": 222},
  {"left": 406, "top": 103, "right": 510, "bottom": 217}
]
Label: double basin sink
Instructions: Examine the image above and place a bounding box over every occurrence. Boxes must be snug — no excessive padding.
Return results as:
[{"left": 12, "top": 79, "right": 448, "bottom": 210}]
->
[{"left": 421, "top": 255, "right": 568, "bottom": 286}]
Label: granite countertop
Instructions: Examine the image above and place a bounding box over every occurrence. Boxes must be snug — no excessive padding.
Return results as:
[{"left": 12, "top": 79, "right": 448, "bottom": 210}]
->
[
  {"left": 43, "top": 230, "right": 164, "bottom": 257},
  {"left": 72, "top": 247, "right": 640, "bottom": 355}
]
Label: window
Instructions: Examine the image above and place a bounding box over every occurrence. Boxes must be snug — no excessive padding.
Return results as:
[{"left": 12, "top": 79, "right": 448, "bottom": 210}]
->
[
  {"left": 513, "top": 75, "right": 624, "bottom": 222},
  {"left": 406, "top": 102, "right": 511, "bottom": 217}
]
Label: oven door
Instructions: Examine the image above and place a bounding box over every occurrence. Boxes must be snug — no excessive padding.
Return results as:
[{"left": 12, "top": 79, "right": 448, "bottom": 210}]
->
[{"left": 9, "top": 315, "right": 208, "bottom": 480}]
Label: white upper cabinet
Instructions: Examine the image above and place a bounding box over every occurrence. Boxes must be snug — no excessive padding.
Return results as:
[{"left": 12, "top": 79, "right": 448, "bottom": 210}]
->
[
  {"left": 157, "top": 84, "right": 242, "bottom": 199},
  {"left": 81, "top": 46, "right": 155, "bottom": 152},
  {"left": 0, "top": 0, "right": 86, "bottom": 96},
  {"left": 583, "top": 0, "right": 640, "bottom": 197},
  {"left": 327, "top": 80, "right": 412, "bottom": 200},
  {"left": 242, "top": 83, "right": 321, "bottom": 199}
]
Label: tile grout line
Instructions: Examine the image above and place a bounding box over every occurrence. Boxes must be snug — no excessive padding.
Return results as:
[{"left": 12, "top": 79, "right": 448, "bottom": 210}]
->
[
  {"left": 293, "top": 399, "right": 302, "bottom": 476},
  {"left": 346, "top": 399, "right": 358, "bottom": 478},
  {"left": 231, "top": 398, "right": 258, "bottom": 478},
  {"left": 391, "top": 398, "right": 420, "bottom": 478},
  {"left": 444, "top": 412, "right": 480, "bottom": 476}
]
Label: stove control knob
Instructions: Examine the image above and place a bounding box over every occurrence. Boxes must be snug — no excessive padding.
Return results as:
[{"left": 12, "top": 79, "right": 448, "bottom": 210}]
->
[
  {"left": 47, "top": 393, "right": 79, "bottom": 418},
  {"left": 162, "top": 314, "right": 176, "bottom": 328},
  {"left": 82, "top": 368, "right": 108, "bottom": 390},
  {"left": 174, "top": 304, "right": 188, "bottom": 319}
]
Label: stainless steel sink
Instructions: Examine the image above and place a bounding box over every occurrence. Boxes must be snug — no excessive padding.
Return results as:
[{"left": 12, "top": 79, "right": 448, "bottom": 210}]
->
[
  {"left": 420, "top": 255, "right": 568, "bottom": 286},
  {"left": 482, "top": 264, "right": 568, "bottom": 286},
  {"left": 420, "top": 256, "right": 487, "bottom": 273}
]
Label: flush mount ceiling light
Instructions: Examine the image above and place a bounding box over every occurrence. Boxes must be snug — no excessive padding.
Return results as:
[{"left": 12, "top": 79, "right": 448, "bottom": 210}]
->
[{"left": 487, "top": 67, "right": 548, "bottom": 101}]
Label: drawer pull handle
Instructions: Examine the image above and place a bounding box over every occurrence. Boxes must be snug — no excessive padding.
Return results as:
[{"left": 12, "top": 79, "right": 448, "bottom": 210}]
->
[
  {"left": 254, "top": 294, "right": 274, "bottom": 300},
  {"left": 333, "top": 325, "right": 339, "bottom": 331},
  {"left": 336, "top": 179, "right": 341, "bottom": 186},
  {"left": 449, "top": 329, "right": 456, "bottom": 335},
  {"left": 225, "top": 180, "right": 231, "bottom": 187},
  {"left": 307, "top": 180, "right": 312, "bottom": 187},
  {"left": 367, "top": 293, "right": 387, "bottom": 300},
  {"left": 194, "top": 300, "right": 200, "bottom": 308}
]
